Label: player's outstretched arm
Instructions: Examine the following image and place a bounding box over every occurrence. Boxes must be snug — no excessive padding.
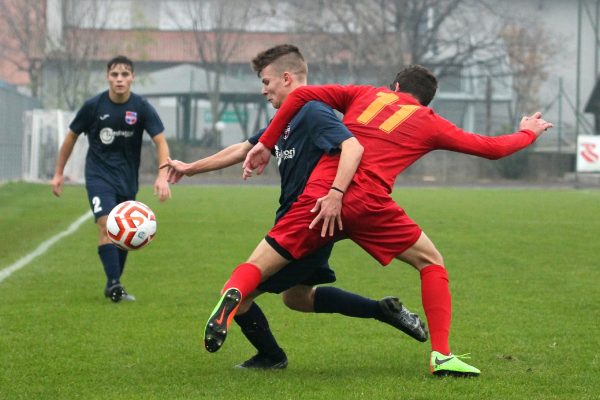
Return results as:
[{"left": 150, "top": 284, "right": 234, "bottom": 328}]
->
[
  {"left": 160, "top": 141, "right": 254, "bottom": 184},
  {"left": 51, "top": 131, "right": 78, "bottom": 197},
  {"left": 258, "top": 85, "right": 354, "bottom": 149},
  {"left": 309, "top": 137, "right": 364, "bottom": 237},
  {"left": 152, "top": 133, "right": 171, "bottom": 202},
  {"left": 433, "top": 112, "right": 553, "bottom": 160},
  {"left": 244, "top": 85, "right": 366, "bottom": 179},
  {"left": 243, "top": 85, "right": 360, "bottom": 175}
]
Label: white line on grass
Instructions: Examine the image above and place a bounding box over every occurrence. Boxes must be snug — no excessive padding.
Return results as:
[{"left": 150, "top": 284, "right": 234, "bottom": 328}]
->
[{"left": 0, "top": 211, "right": 93, "bottom": 284}]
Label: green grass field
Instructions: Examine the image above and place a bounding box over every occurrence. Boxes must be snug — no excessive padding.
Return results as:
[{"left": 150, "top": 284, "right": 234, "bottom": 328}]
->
[{"left": 1, "top": 182, "right": 599, "bottom": 399}]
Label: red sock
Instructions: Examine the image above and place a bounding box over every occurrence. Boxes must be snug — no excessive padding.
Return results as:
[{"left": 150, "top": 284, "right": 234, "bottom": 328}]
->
[
  {"left": 420, "top": 265, "right": 451, "bottom": 355},
  {"left": 221, "top": 263, "right": 262, "bottom": 298}
]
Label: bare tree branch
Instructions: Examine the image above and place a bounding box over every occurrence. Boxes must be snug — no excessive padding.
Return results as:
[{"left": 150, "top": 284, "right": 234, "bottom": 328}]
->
[
  {"left": 166, "top": 0, "right": 265, "bottom": 145},
  {"left": 0, "top": 0, "right": 47, "bottom": 97}
]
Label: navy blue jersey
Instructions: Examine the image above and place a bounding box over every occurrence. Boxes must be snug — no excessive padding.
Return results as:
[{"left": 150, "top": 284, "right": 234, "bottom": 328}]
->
[
  {"left": 70, "top": 90, "right": 164, "bottom": 197},
  {"left": 250, "top": 101, "right": 353, "bottom": 221}
]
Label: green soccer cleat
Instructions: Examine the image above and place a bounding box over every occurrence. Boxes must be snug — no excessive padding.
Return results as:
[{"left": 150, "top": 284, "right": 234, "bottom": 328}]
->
[
  {"left": 204, "top": 288, "right": 241, "bottom": 353},
  {"left": 430, "top": 351, "right": 481, "bottom": 377}
]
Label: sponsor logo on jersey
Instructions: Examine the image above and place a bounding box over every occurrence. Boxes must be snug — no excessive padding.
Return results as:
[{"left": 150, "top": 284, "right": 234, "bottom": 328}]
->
[
  {"left": 125, "top": 111, "right": 137, "bottom": 125},
  {"left": 283, "top": 124, "right": 291, "bottom": 140},
  {"left": 99, "top": 114, "right": 110, "bottom": 120},
  {"left": 99, "top": 127, "right": 134, "bottom": 144},
  {"left": 274, "top": 145, "right": 296, "bottom": 166}
]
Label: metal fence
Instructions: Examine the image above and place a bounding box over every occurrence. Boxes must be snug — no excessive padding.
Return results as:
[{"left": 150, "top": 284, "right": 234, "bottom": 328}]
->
[
  {"left": 0, "top": 84, "right": 40, "bottom": 182},
  {"left": 0, "top": 82, "right": 582, "bottom": 185}
]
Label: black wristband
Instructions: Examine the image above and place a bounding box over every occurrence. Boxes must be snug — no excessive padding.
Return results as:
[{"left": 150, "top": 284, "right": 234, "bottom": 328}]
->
[{"left": 330, "top": 186, "right": 345, "bottom": 194}]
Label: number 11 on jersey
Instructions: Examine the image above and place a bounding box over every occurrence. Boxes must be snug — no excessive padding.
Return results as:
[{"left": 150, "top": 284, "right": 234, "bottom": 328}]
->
[{"left": 356, "top": 92, "right": 420, "bottom": 134}]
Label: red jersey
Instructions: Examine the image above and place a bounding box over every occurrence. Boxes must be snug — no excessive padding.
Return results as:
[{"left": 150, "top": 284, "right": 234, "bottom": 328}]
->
[{"left": 260, "top": 85, "right": 537, "bottom": 193}]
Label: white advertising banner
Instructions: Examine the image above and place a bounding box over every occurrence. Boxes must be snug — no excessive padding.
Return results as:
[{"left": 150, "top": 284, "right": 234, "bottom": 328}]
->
[{"left": 576, "top": 135, "right": 600, "bottom": 172}]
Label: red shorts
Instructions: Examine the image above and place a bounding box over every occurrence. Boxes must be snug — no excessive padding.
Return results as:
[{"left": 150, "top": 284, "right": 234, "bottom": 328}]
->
[{"left": 268, "top": 179, "right": 422, "bottom": 266}]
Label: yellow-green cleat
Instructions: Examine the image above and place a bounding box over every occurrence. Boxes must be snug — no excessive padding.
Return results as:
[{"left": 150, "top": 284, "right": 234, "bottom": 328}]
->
[
  {"left": 204, "top": 288, "right": 241, "bottom": 353},
  {"left": 430, "top": 351, "right": 480, "bottom": 377}
]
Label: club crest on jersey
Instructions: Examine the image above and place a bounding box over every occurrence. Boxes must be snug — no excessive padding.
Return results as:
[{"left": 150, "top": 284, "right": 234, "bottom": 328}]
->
[
  {"left": 283, "top": 124, "right": 291, "bottom": 140},
  {"left": 125, "top": 111, "right": 137, "bottom": 125}
]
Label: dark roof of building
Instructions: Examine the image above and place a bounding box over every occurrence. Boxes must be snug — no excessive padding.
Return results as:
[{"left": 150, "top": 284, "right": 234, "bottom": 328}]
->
[
  {"left": 585, "top": 78, "right": 600, "bottom": 114},
  {"left": 69, "top": 29, "right": 322, "bottom": 64},
  {"left": 135, "top": 64, "right": 263, "bottom": 102}
]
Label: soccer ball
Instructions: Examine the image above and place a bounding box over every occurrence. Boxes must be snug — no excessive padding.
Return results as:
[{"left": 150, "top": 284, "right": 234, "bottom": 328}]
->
[{"left": 106, "top": 200, "right": 156, "bottom": 251}]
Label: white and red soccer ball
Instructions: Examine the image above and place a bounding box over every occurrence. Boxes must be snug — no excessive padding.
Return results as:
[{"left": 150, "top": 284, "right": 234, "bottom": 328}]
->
[{"left": 106, "top": 201, "right": 156, "bottom": 251}]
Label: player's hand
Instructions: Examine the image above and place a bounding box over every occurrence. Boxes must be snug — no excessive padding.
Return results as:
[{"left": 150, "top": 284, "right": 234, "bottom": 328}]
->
[
  {"left": 243, "top": 142, "right": 270, "bottom": 179},
  {"left": 242, "top": 166, "right": 253, "bottom": 180},
  {"left": 519, "top": 112, "right": 553, "bottom": 137},
  {"left": 51, "top": 174, "right": 64, "bottom": 197},
  {"left": 154, "top": 175, "right": 171, "bottom": 202},
  {"left": 309, "top": 189, "right": 344, "bottom": 237},
  {"left": 159, "top": 157, "right": 188, "bottom": 184}
]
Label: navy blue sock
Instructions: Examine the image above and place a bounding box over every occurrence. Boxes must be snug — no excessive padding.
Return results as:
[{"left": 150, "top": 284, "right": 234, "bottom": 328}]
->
[
  {"left": 117, "top": 248, "right": 128, "bottom": 277},
  {"left": 98, "top": 244, "right": 121, "bottom": 287},
  {"left": 234, "top": 302, "right": 286, "bottom": 360},
  {"left": 314, "top": 286, "right": 383, "bottom": 319}
]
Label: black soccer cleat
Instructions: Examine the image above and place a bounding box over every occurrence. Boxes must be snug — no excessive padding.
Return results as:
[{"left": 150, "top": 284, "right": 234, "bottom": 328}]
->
[
  {"left": 104, "top": 284, "right": 136, "bottom": 303},
  {"left": 204, "top": 288, "right": 242, "bottom": 353},
  {"left": 234, "top": 353, "right": 288, "bottom": 370},
  {"left": 378, "top": 296, "right": 428, "bottom": 342}
]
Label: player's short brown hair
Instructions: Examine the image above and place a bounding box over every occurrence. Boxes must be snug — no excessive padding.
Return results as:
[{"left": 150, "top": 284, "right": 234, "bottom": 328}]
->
[
  {"left": 107, "top": 55, "right": 134, "bottom": 73},
  {"left": 251, "top": 44, "right": 307, "bottom": 79},
  {"left": 390, "top": 65, "right": 437, "bottom": 106}
]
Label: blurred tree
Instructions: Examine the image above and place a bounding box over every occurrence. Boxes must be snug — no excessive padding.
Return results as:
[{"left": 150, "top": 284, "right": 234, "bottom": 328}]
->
[
  {"left": 271, "top": 0, "right": 559, "bottom": 135},
  {"left": 166, "top": 0, "right": 265, "bottom": 147},
  {"left": 46, "top": 0, "right": 114, "bottom": 109},
  {"left": 274, "top": 0, "right": 509, "bottom": 85},
  {"left": 0, "top": 0, "right": 47, "bottom": 99},
  {"left": 0, "top": 0, "right": 114, "bottom": 108},
  {"left": 501, "top": 23, "right": 559, "bottom": 122}
]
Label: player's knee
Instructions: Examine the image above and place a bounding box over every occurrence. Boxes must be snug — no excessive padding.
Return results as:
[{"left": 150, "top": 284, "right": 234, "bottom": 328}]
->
[
  {"left": 282, "top": 292, "right": 303, "bottom": 311},
  {"left": 414, "top": 251, "right": 444, "bottom": 270},
  {"left": 237, "top": 298, "right": 254, "bottom": 314},
  {"left": 282, "top": 289, "right": 313, "bottom": 312},
  {"left": 426, "top": 249, "right": 444, "bottom": 266},
  {"left": 96, "top": 216, "right": 112, "bottom": 244}
]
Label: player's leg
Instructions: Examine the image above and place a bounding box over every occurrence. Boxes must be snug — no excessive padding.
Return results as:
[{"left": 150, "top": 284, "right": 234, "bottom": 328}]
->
[
  {"left": 228, "top": 244, "right": 335, "bottom": 368},
  {"left": 88, "top": 186, "right": 134, "bottom": 303},
  {"left": 231, "top": 291, "right": 288, "bottom": 369},
  {"left": 342, "top": 186, "right": 477, "bottom": 375},
  {"left": 117, "top": 247, "right": 128, "bottom": 276},
  {"left": 114, "top": 195, "right": 131, "bottom": 279},
  {"left": 226, "top": 247, "right": 332, "bottom": 367},
  {"left": 255, "top": 245, "right": 403, "bottom": 320},
  {"left": 397, "top": 232, "right": 480, "bottom": 377},
  {"left": 96, "top": 215, "right": 119, "bottom": 286},
  {"left": 337, "top": 187, "right": 428, "bottom": 341},
  {"left": 281, "top": 284, "right": 427, "bottom": 342},
  {"left": 205, "top": 193, "right": 334, "bottom": 353},
  {"left": 204, "top": 239, "right": 290, "bottom": 353}
]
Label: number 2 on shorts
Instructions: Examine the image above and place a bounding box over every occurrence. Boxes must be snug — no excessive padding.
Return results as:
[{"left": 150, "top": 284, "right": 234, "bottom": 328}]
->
[{"left": 92, "top": 196, "right": 103, "bottom": 213}]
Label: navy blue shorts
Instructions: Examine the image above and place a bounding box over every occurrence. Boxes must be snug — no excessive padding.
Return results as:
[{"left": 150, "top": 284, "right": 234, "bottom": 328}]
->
[
  {"left": 86, "top": 182, "right": 133, "bottom": 222},
  {"left": 257, "top": 242, "right": 336, "bottom": 294}
]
